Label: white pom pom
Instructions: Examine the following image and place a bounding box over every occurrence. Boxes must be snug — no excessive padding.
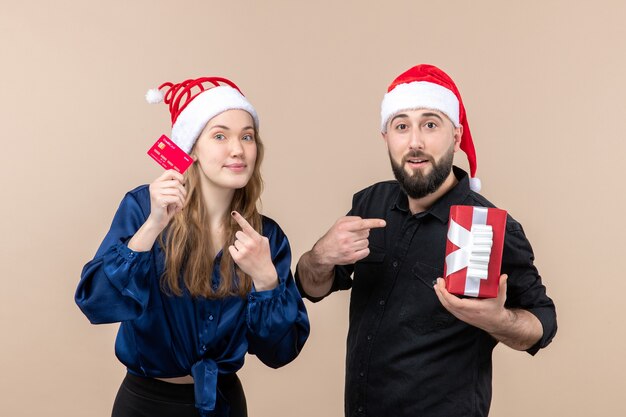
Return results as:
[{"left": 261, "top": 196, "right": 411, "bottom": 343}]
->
[
  {"left": 145, "top": 88, "right": 164, "bottom": 104},
  {"left": 469, "top": 177, "right": 482, "bottom": 192}
]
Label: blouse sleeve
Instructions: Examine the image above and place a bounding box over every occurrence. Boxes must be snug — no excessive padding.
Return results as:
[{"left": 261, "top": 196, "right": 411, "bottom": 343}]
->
[
  {"left": 75, "top": 190, "right": 153, "bottom": 324},
  {"left": 246, "top": 221, "right": 310, "bottom": 368}
]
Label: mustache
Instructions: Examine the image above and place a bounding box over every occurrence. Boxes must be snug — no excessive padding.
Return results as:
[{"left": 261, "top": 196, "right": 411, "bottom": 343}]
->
[{"left": 402, "top": 150, "right": 434, "bottom": 164}]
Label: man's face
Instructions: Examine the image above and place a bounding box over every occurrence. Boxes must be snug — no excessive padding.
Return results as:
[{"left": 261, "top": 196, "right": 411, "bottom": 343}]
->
[{"left": 383, "top": 109, "right": 462, "bottom": 199}]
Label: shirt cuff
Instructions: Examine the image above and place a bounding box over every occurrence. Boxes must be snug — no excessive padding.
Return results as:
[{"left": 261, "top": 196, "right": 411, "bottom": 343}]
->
[{"left": 524, "top": 306, "right": 557, "bottom": 355}]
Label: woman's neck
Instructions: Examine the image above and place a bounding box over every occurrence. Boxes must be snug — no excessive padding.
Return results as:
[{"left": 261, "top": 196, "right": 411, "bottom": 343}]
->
[{"left": 198, "top": 177, "right": 235, "bottom": 250}]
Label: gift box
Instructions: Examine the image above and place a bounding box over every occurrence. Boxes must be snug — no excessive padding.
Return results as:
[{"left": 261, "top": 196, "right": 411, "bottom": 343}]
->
[{"left": 443, "top": 205, "right": 507, "bottom": 298}]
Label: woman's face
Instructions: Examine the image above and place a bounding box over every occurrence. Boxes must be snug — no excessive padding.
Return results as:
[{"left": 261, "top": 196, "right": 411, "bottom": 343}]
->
[{"left": 192, "top": 109, "right": 257, "bottom": 191}]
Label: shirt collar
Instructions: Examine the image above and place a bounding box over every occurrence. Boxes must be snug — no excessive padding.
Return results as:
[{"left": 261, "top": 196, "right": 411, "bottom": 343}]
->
[{"left": 391, "top": 166, "right": 471, "bottom": 223}]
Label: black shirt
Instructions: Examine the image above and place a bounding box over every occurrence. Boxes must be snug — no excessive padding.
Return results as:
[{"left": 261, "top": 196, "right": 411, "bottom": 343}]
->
[{"left": 296, "top": 167, "right": 557, "bottom": 417}]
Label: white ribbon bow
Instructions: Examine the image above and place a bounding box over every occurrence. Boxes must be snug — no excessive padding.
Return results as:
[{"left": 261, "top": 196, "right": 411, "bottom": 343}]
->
[{"left": 445, "top": 207, "right": 493, "bottom": 297}]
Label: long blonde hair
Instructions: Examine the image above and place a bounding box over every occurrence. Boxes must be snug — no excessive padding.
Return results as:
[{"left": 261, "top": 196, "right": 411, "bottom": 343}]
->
[{"left": 160, "top": 134, "right": 264, "bottom": 299}]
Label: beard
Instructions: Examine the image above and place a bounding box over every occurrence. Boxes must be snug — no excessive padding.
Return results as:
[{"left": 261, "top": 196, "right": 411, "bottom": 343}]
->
[{"left": 390, "top": 144, "right": 455, "bottom": 199}]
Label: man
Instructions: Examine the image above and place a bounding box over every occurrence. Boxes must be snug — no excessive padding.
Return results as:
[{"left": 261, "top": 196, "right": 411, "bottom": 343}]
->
[{"left": 295, "top": 64, "right": 557, "bottom": 417}]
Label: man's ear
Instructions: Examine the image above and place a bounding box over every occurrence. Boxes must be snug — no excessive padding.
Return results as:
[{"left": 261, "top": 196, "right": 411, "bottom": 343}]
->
[{"left": 453, "top": 125, "right": 463, "bottom": 152}]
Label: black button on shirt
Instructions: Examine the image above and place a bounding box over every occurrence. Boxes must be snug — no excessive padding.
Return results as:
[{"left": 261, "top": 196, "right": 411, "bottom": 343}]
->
[{"left": 297, "top": 167, "right": 557, "bottom": 417}]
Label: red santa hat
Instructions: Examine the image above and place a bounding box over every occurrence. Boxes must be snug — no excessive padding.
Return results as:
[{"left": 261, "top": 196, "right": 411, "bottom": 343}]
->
[
  {"left": 380, "top": 64, "right": 481, "bottom": 192},
  {"left": 145, "top": 77, "right": 259, "bottom": 154}
]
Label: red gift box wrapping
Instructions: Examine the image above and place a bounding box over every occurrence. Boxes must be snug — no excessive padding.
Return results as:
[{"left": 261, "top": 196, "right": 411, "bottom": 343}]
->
[{"left": 443, "top": 205, "right": 507, "bottom": 298}]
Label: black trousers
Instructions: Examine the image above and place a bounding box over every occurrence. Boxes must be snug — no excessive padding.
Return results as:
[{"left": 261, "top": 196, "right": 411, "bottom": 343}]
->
[{"left": 111, "top": 372, "right": 247, "bottom": 417}]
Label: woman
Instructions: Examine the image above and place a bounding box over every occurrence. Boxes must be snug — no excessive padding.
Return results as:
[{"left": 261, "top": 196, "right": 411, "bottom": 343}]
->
[{"left": 75, "top": 77, "right": 310, "bottom": 417}]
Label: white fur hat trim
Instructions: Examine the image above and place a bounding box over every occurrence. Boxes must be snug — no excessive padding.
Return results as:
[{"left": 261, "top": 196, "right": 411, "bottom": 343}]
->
[
  {"left": 172, "top": 86, "right": 259, "bottom": 153},
  {"left": 381, "top": 81, "right": 459, "bottom": 132}
]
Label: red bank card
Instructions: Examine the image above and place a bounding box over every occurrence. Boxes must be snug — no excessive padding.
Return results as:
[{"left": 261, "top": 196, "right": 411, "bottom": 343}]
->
[
  {"left": 443, "top": 205, "right": 507, "bottom": 298},
  {"left": 147, "top": 135, "right": 193, "bottom": 174}
]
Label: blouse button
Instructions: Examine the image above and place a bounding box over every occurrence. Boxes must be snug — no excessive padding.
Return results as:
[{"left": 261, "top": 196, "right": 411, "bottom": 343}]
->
[
  {"left": 392, "top": 260, "right": 398, "bottom": 268},
  {"left": 208, "top": 315, "right": 214, "bottom": 321}
]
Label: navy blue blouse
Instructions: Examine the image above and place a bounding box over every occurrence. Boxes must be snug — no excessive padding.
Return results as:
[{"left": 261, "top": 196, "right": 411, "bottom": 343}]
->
[{"left": 75, "top": 185, "right": 310, "bottom": 416}]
